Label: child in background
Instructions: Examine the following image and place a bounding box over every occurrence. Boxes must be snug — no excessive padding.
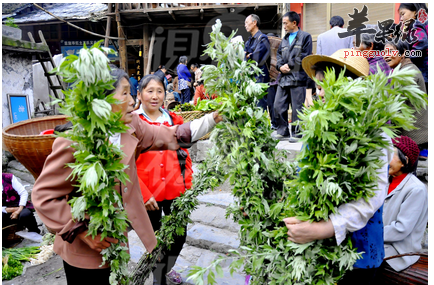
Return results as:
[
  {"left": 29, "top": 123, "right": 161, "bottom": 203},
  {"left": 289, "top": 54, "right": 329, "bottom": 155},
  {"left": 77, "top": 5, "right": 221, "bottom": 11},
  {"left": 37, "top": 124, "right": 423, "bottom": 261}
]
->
[{"left": 135, "top": 74, "right": 192, "bottom": 285}]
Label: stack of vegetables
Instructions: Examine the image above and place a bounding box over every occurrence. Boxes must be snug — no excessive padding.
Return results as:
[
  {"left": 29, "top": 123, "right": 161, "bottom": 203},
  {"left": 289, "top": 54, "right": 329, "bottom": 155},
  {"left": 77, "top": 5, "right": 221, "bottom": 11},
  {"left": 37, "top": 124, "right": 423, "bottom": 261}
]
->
[{"left": 2, "top": 246, "right": 40, "bottom": 280}]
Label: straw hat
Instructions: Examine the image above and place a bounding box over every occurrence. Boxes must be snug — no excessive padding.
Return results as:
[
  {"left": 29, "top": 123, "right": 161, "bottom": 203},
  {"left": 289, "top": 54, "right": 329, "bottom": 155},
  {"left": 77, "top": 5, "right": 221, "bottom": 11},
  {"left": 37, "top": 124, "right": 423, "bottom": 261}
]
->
[{"left": 302, "top": 49, "right": 369, "bottom": 80}]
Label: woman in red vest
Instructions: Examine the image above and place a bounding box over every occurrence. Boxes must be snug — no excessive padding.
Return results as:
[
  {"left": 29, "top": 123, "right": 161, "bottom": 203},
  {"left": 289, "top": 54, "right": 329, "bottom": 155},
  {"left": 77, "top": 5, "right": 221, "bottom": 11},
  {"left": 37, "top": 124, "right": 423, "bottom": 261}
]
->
[{"left": 135, "top": 74, "right": 192, "bottom": 285}]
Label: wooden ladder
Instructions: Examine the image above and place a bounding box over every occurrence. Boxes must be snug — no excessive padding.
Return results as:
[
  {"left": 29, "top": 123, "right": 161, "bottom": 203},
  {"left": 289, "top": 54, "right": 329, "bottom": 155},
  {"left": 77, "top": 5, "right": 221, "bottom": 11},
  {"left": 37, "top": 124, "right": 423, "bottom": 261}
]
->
[{"left": 27, "top": 30, "right": 65, "bottom": 103}]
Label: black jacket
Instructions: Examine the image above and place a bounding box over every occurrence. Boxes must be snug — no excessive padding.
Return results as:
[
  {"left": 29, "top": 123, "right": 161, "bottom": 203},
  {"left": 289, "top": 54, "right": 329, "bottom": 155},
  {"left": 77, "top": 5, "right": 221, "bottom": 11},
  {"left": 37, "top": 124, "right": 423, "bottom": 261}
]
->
[
  {"left": 244, "top": 30, "right": 271, "bottom": 83},
  {"left": 276, "top": 29, "right": 312, "bottom": 87}
]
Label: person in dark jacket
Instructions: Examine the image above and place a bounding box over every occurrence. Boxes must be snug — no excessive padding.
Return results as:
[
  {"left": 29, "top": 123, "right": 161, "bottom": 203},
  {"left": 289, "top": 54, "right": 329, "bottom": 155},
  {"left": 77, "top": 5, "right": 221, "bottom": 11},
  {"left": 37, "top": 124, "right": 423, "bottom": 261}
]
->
[
  {"left": 244, "top": 14, "right": 271, "bottom": 113},
  {"left": 129, "top": 74, "right": 139, "bottom": 102},
  {"left": 154, "top": 65, "right": 168, "bottom": 89},
  {"left": 273, "top": 11, "right": 312, "bottom": 142}
]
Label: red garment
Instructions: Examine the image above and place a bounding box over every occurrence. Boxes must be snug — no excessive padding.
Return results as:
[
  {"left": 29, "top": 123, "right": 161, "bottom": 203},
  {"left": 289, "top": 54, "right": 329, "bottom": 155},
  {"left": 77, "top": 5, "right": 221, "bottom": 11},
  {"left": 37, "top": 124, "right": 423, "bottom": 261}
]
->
[
  {"left": 388, "top": 173, "right": 408, "bottom": 195},
  {"left": 136, "top": 112, "right": 193, "bottom": 202},
  {"left": 193, "top": 85, "right": 218, "bottom": 106}
]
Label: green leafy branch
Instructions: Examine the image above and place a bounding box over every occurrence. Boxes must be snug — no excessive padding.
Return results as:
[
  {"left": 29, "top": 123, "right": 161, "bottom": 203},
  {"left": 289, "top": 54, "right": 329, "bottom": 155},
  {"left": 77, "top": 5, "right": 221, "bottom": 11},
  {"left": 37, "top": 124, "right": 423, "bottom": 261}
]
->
[
  {"left": 185, "top": 19, "right": 427, "bottom": 285},
  {"left": 53, "top": 41, "right": 132, "bottom": 284}
]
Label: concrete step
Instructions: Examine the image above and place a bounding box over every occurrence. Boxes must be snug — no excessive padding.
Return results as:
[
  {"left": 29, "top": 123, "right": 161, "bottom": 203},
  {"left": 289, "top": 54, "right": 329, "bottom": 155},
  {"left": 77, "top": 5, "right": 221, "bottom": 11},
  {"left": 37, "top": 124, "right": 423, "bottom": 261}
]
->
[
  {"left": 197, "top": 192, "right": 235, "bottom": 208},
  {"left": 173, "top": 245, "right": 245, "bottom": 285},
  {"left": 186, "top": 224, "right": 240, "bottom": 253},
  {"left": 190, "top": 204, "right": 240, "bottom": 232},
  {"left": 189, "top": 139, "right": 303, "bottom": 163},
  {"left": 7, "top": 160, "right": 35, "bottom": 185}
]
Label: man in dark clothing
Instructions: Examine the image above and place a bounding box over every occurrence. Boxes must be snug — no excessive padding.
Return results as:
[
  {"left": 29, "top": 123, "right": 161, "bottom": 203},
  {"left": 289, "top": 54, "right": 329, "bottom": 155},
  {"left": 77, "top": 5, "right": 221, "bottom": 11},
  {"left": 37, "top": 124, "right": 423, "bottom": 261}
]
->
[
  {"left": 154, "top": 65, "right": 168, "bottom": 88},
  {"left": 273, "top": 11, "right": 312, "bottom": 142},
  {"left": 244, "top": 14, "right": 271, "bottom": 112},
  {"left": 129, "top": 74, "right": 139, "bottom": 102}
]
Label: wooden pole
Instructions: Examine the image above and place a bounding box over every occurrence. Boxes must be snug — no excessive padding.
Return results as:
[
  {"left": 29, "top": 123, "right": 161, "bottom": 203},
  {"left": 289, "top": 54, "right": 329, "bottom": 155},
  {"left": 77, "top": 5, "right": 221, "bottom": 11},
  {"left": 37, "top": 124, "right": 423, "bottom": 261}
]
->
[
  {"left": 116, "top": 4, "right": 128, "bottom": 71},
  {"left": 104, "top": 4, "right": 112, "bottom": 47},
  {"left": 146, "top": 28, "right": 156, "bottom": 75},
  {"left": 142, "top": 24, "right": 150, "bottom": 75}
]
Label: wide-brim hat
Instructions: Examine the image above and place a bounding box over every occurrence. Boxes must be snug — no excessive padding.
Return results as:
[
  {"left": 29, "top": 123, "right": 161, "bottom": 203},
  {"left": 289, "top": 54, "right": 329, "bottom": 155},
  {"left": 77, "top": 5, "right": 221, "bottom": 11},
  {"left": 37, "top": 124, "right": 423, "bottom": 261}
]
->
[{"left": 302, "top": 49, "right": 369, "bottom": 80}]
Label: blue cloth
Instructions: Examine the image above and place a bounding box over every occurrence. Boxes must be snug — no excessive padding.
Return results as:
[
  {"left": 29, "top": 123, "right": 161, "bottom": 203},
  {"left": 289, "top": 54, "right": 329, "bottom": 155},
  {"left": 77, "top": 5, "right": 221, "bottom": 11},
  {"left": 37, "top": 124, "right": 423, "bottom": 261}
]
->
[
  {"left": 129, "top": 77, "right": 138, "bottom": 96},
  {"left": 351, "top": 206, "right": 385, "bottom": 269},
  {"left": 178, "top": 79, "right": 189, "bottom": 91},
  {"left": 173, "top": 92, "right": 181, "bottom": 102},
  {"left": 287, "top": 30, "right": 299, "bottom": 45},
  {"left": 177, "top": 64, "right": 191, "bottom": 86},
  {"left": 163, "top": 76, "right": 169, "bottom": 89}
]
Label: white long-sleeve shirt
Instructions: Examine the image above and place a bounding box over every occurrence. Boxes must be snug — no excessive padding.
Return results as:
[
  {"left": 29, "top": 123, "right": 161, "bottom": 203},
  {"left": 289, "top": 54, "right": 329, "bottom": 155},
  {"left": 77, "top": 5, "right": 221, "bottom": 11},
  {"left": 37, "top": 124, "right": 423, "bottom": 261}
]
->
[
  {"left": 330, "top": 134, "right": 393, "bottom": 245},
  {"left": 133, "top": 108, "right": 216, "bottom": 143},
  {"left": 2, "top": 175, "right": 28, "bottom": 213}
]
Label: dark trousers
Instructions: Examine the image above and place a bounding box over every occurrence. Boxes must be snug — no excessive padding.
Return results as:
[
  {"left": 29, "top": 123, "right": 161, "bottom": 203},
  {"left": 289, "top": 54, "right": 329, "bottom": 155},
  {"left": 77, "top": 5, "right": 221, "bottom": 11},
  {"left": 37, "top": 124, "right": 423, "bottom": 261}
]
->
[
  {"left": 180, "top": 88, "right": 191, "bottom": 104},
  {"left": 2, "top": 208, "right": 39, "bottom": 233},
  {"left": 63, "top": 260, "right": 111, "bottom": 285},
  {"left": 274, "top": 85, "right": 306, "bottom": 136},
  {"left": 257, "top": 95, "right": 268, "bottom": 113},
  {"left": 267, "top": 84, "right": 278, "bottom": 127},
  {"left": 338, "top": 268, "right": 379, "bottom": 285},
  {"left": 148, "top": 199, "right": 187, "bottom": 285}
]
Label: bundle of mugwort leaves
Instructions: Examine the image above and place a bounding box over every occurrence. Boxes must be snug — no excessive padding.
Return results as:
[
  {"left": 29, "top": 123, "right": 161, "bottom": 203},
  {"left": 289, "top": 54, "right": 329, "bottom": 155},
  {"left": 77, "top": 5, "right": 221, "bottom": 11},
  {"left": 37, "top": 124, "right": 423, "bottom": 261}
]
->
[
  {"left": 185, "top": 20, "right": 427, "bottom": 285},
  {"left": 52, "top": 41, "right": 131, "bottom": 285}
]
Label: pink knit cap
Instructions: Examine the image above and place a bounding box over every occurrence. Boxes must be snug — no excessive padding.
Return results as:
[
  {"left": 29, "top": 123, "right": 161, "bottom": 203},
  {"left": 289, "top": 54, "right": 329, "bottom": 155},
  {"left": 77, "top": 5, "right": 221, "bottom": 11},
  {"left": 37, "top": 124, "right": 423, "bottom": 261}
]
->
[{"left": 392, "top": 136, "right": 419, "bottom": 167}]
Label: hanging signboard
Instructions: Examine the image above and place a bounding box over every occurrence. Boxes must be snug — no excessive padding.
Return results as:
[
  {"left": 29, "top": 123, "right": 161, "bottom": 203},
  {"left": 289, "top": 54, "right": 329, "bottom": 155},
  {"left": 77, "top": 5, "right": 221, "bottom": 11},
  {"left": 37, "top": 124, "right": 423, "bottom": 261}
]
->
[{"left": 60, "top": 40, "right": 119, "bottom": 60}]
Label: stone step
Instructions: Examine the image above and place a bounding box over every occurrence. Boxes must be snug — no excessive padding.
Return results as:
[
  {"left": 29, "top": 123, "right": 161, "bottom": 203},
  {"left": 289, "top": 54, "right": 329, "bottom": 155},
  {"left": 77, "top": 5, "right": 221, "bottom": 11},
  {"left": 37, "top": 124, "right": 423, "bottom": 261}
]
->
[
  {"left": 186, "top": 224, "right": 240, "bottom": 253},
  {"left": 190, "top": 204, "right": 240, "bottom": 232},
  {"left": 172, "top": 245, "right": 245, "bottom": 285},
  {"left": 197, "top": 192, "right": 235, "bottom": 208},
  {"left": 7, "top": 160, "right": 35, "bottom": 186},
  {"left": 189, "top": 139, "right": 303, "bottom": 163}
]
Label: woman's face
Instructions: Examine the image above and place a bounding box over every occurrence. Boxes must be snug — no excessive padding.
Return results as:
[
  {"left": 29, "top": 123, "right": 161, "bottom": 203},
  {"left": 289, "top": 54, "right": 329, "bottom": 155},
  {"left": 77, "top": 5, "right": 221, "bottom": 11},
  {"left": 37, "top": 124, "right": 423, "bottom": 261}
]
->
[
  {"left": 389, "top": 147, "right": 405, "bottom": 177},
  {"left": 314, "top": 71, "right": 326, "bottom": 103},
  {"left": 399, "top": 8, "right": 416, "bottom": 23},
  {"left": 383, "top": 43, "right": 404, "bottom": 69},
  {"left": 111, "top": 77, "right": 135, "bottom": 124},
  {"left": 138, "top": 79, "right": 165, "bottom": 113}
]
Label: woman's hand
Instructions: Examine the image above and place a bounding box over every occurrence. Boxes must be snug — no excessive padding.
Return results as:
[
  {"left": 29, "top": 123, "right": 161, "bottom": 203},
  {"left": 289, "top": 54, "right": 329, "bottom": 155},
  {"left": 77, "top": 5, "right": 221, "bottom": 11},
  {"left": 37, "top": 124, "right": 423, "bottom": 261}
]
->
[
  {"left": 6, "top": 207, "right": 19, "bottom": 214},
  {"left": 145, "top": 196, "right": 159, "bottom": 211},
  {"left": 10, "top": 206, "right": 24, "bottom": 220},
  {"left": 283, "top": 217, "right": 335, "bottom": 244},
  {"left": 77, "top": 231, "right": 119, "bottom": 253},
  {"left": 213, "top": 112, "right": 223, "bottom": 123}
]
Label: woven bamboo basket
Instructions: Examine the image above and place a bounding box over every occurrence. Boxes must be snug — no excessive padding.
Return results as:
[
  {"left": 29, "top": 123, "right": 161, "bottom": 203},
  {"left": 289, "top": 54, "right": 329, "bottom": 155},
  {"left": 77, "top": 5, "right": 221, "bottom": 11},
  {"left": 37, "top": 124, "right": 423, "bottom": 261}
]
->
[
  {"left": 174, "top": 110, "right": 212, "bottom": 140},
  {"left": 2, "top": 224, "right": 24, "bottom": 245},
  {"left": 2, "top": 115, "right": 68, "bottom": 180}
]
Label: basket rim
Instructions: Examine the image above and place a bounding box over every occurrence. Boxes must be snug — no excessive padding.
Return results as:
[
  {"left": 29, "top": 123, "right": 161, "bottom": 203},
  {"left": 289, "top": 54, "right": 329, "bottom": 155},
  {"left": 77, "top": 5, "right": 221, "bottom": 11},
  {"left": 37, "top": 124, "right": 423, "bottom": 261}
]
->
[{"left": 2, "top": 115, "right": 68, "bottom": 139}]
